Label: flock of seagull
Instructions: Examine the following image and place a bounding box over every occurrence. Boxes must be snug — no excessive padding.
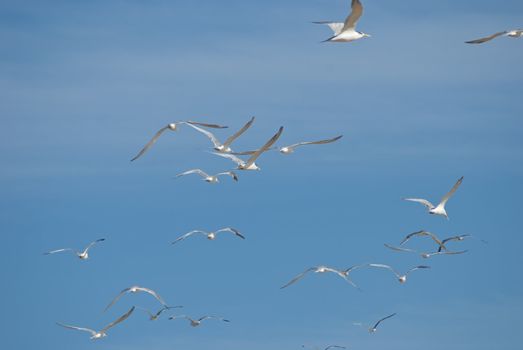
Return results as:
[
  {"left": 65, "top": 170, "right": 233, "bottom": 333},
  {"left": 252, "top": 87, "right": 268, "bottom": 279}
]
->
[{"left": 42, "top": 0, "right": 509, "bottom": 346}]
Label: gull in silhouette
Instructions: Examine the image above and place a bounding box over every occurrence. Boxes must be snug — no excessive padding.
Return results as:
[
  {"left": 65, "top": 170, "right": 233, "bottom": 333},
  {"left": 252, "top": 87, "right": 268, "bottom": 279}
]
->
[
  {"left": 137, "top": 305, "right": 183, "bottom": 321},
  {"left": 176, "top": 169, "right": 238, "bottom": 183},
  {"left": 131, "top": 121, "right": 227, "bottom": 161},
  {"left": 212, "top": 126, "right": 283, "bottom": 170},
  {"left": 314, "top": 0, "right": 370, "bottom": 43},
  {"left": 281, "top": 265, "right": 364, "bottom": 289},
  {"left": 105, "top": 286, "right": 167, "bottom": 311},
  {"left": 367, "top": 264, "right": 430, "bottom": 284},
  {"left": 403, "top": 176, "right": 463, "bottom": 219},
  {"left": 185, "top": 116, "right": 255, "bottom": 153},
  {"left": 44, "top": 238, "right": 105, "bottom": 260},
  {"left": 56, "top": 306, "right": 135, "bottom": 340},
  {"left": 169, "top": 315, "right": 230, "bottom": 327},
  {"left": 466, "top": 29, "right": 522, "bottom": 44},
  {"left": 172, "top": 227, "right": 244, "bottom": 245},
  {"left": 354, "top": 313, "right": 396, "bottom": 333},
  {"left": 384, "top": 244, "right": 468, "bottom": 259}
]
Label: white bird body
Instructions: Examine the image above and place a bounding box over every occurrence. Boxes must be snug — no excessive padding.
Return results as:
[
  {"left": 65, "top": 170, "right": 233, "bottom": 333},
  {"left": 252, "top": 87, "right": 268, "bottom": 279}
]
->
[
  {"left": 176, "top": 169, "right": 238, "bottom": 183},
  {"left": 404, "top": 176, "right": 463, "bottom": 219},
  {"left": 315, "top": 0, "right": 370, "bottom": 43}
]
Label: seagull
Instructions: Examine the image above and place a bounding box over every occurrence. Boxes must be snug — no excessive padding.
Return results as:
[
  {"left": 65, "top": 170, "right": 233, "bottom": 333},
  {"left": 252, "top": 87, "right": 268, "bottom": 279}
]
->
[
  {"left": 280, "top": 265, "right": 364, "bottom": 289},
  {"left": 314, "top": 0, "right": 370, "bottom": 43},
  {"left": 466, "top": 29, "right": 523, "bottom": 44},
  {"left": 399, "top": 230, "right": 446, "bottom": 250},
  {"left": 105, "top": 286, "right": 167, "bottom": 311},
  {"left": 169, "top": 315, "right": 230, "bottom": 327},
  {"left": 367, "top": 264, "right": 430, "bottom": 284},
  {"left": 403, "top": 176, "right": 464, "bottom": 219},
  {"left": 212, "top": 126, "right": 283, "bottom": 170},
  {"left": 354, "top": 313, "right": 396, "bottom": 333},
  {"left": 171, "top": 227, "right": 245, "bottom": 245},
  {"left": 137, "top": 305, "right": 183, "bottom": 321},
  {"left": 232, "top": 135, "right": 343, "bottom": 156},
  {"left": 44, "top": 238, "right": 105, "bottom": 260},
  {"left": 56, "top": 306, "right": 135, "bottom": 340},
  {"left": 185, "top": 116, "right": 255, "bottom": 153},
  {"left": 437, "top": 234, "right": 487, "bottom": 252},
  {"left": 302, "top": 345, "right": 346, "bottom": 350},
  {"left": 176, "top": 169, "right": 238, "bottom": 183},
  {"left": 130, "top": 121, "right": 228, "bottom": 161},
  {"left": 384, "top": 244, "right": 468, "bottom": 259}
]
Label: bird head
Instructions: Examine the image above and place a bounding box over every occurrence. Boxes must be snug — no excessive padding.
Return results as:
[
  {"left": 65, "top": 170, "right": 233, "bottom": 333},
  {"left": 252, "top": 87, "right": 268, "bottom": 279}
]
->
[{"left": 168, "top": 123, "right": 178, "bottom": 130}]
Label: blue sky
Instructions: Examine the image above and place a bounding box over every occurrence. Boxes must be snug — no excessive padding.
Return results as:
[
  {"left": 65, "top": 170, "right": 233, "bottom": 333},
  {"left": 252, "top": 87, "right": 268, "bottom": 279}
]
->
[{"left": 1, "top": 0, "right": 522, "bottom": 349}]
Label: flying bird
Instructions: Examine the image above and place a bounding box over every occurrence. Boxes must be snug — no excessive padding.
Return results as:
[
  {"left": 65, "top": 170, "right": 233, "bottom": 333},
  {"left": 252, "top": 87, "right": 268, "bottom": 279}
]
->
[
  {"left": 403, "top": 176, "right": 464, "bottom": 219},
  {"left": 438, "top": 234, "right": 487, "bottom": 252},
  {"left": 185, "top": 116, "right": 255, "bottom": 153},
  {"left": 354, "top": 313, "right": 396, "bottom": 333},
  {"left": 400, "top": 230, "right": 446, "bottom": 250},
  {"left": 169, "top": 315, "right": 230, "bottom": 327},
  {"left": 314, "top": 0, "right": 370, "bottom": 43},
  {"left": 367, "top": 264, "right": 430, "bottom": 284},
  {"left": 56, "top": 306, "right": 135, "bottom": 340},
  {"left": 466, "top": 29, "right": 522, "bottom": 44},
  {"left": 44, "top": 238, "right": 105, "bottom": 260},
  {"left": 137, "top": 305, "right": 183, "bottom": 321},
  {"left": 176, "top": 169, "right": 238, "bottom": 183},
  {"left": 384, "top": 244, "right": 468, "bottom": 259},
  {"left": 130, "top": 121, "right": 227, "bottom": 161},
  {"left": 105, "top": 286, "right": 167, "bottom": 311},
  {"left": 232, "top": 135, "right": 343, "bottom": 156},
  {"left": 212, "top": 126, "right": 283, "bottom": 170},
  {"left": 280, "top": 265, "right": 363, "bottom": 289},
  {"left": 172, "top": 227, "right": 244, "bottom": 245},
  {"left": 302, "top": 345, "right": 346, "bottom": 350}
]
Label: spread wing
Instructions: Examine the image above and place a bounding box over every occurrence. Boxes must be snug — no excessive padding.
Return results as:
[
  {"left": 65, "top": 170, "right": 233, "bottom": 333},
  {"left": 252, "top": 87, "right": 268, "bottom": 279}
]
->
[
  {"left": 82, "top": 238, "right": 105, "bottom": 255},
  {"left": 283, "top": 135, "right": 343, "bottom": 152},
  {"left": 342, "top": 0, "right": 363, "bottom": 32},
  {"left": 212, "top": 152, "right": 246, "bottom": 167},
  {"left": 171, "top": 230, "right": 208, "bottom": 245},
  {"left": 216, "top": 171, "right": 239, "bottom": 181},
  {"left": 405, "top": 265, "right": 430, "bottom": 276},
  {"left": 176, "top": 169, "right": 209, "bottom": 179},
  {"left": 466, "top": 31, "right": 507, "bottom": 44},
  {"left": 216, "top": 227, "right": 245, "bottom": 239},
  {"left": 131, "top": 125, "right": 170, "bottom": 162},
  {"left": 44, "top": 248, "right": 74, "bottom": 255},
  {"left": 223, "top": 116, "right": 255, "bottom": 148},
  {"left": 101, "top": 306, "right": 135, "bottom": 333},
  {"left": 403, "top": 198, "right": 435, "bottom": 210},
  {"left": 104, "top": 287, "right": 131, "bottom": 311},
  {"left": 438, "top": 176, "right": 463, "bottom": 207},
  {"left": 56, "top": 322, "right": 97, "bottom": 336},
  {"left": 245, "top": 126, "right": 283, "bottom": 167},
  {"left": 373, "top": 313, "right": 396, "bottom": 330},
  {"left": 135, "top": 287, "right": 167, "bottom": 306},
  {"left": 184, "top": 123, "right": 223, "bottom": 149},
  {"left": 313, "top": 22, "right": 345, "bottom": 36},
  {"left": 280, "top": 267, "right": 316, "bottom": 289},
  {"left": 384, "top": 243, "right": 417, "bottom": 253},
  {"left": 186, "top": 121, "right": 228, "bottom": 129}
]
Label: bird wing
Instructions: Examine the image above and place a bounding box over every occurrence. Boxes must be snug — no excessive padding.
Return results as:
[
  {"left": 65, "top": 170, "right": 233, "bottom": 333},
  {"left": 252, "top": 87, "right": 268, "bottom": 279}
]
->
[
  {"left": 405, "top": 265, "right": 430, "bottom": 276},
  {"left": 245, "top": 126, "right": 284, "bottom": 167},
  {"left": 131, "top": 125, "right": 170, "bottom": 162},
  {"left": 403, "top": 198, "right": 435, "bottom": 210},
  {"left": 56, "top": 322, "right": 97, "bottom": 336},
  {"left": 465, "top": 31, "right": 507, "bottom": 44},
  {"left": 325, "top": 346, "right": 346, "bottom": 350},
  {"left": 176, "top": 169, "right": 209, "bottom": 179},
  {"left": 438, "top": 176, "right": 464, "bottom": 207},
  {"left": 171, "top": 230, "right": 207, "bottom": 244},
  {"left": 223, "top": 116, "right": 255, "bottom": 148},
  {"left": 384, "top": 243, "right": 417, "bottom": 253},
  {"left": 373, "top": 313, "right": 396, "bottom": 330},
  {"left": 184, "top": 123, "right": 223, "bottom": 149},
  {"left": 313, "top": 22, "right": 345, "bottom": 35},
  {"left": 82, "top": 238, "right": 105, "bottom": 255},
  {"left": 136, "top": 287, "right": 167, "bottom": 306},
  {"left": 44, "top": 248, "right": 74, "bottom": 255},
  {"left": 186, "top": 121, "right": 228, "bottom": 129},
  {"left": 216, "top": 227, "right": 245, "bottom": 239},
  {"left": 212, "top": 152, "right": 246, "bottom": 167},
  {"left": 342, "top": 0, "right": 364, "bottom": 32},
  {"left": 215, "top": 171, "right": 239, "bottom": 182},
  {"left": 368, "top": 263, "right": 400, "bottom": 278},
  {"left": 283, "top": 135, "right": 343, "bottom": 152},
  {"left": 280, "top": 267, "right": 316, "bottom": 289},
  {"left": 427, "top": 250, "right": 468, "bottom": 257},
  {"left": 104, "top": 287, "right": 131, "bottom": 311},
  {"left": 229, "top": 149, "right": 258, "bottom": 156},
  {"left": 101, "top": 306, "right": 135, "bottom": 333}
]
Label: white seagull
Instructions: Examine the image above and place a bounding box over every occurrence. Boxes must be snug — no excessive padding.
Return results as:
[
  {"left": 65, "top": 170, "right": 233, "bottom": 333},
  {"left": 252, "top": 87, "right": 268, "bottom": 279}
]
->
[
  {"left": 233, "top": 135, "right": 343, "bottom": 156},
  {"left": 56, "top": 306, "right": 135, "bottom": 340},
  {"left": 367, "top": 264, "right": 430, "bottom": 284},
  {"left": 384, "top": 244, "right": 468, "bottom": 259},
  {"left": 137, "top": 305, "right": 183, "bottom": 321},
  {"left": 105, "top": 286, "right": 167, "bottom": 311},
  {"left": 466, "top": 29, "right": 523, "bottom": 44},
  {"left": 437, "top": 234, "right": 487, "bottom": 252},
  {"left": 176, "top": 169, "right": 238, "bottom": 183},
  {"left": 314, "top": 0, "right": 370, "bottom": 43},
  {"left": 44, "top": 238, "right": 105, "bottom": 260},
  {"left": 185, "top": 116, "right": 255, "bottom": 153},
  {"left": 280, "top": 265, "right": 364, "bottom": 289},
  {"left": 169, "top": 315, "right": 230, "bottom": 327},
  {"left": 171, "top": 227, "right": 245, "bottom": 245},
  {"left": 403, "top": 176, "right": 464, "bottom": 219},
  {"left": 354, "top": 313, "right": 396, "bottom": 333},
  {"left": 130, "top": 121, "right": 228, "bottom": 161},
  {"left": 212, "top": 126, "right": 283, "bottom": 170}
]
